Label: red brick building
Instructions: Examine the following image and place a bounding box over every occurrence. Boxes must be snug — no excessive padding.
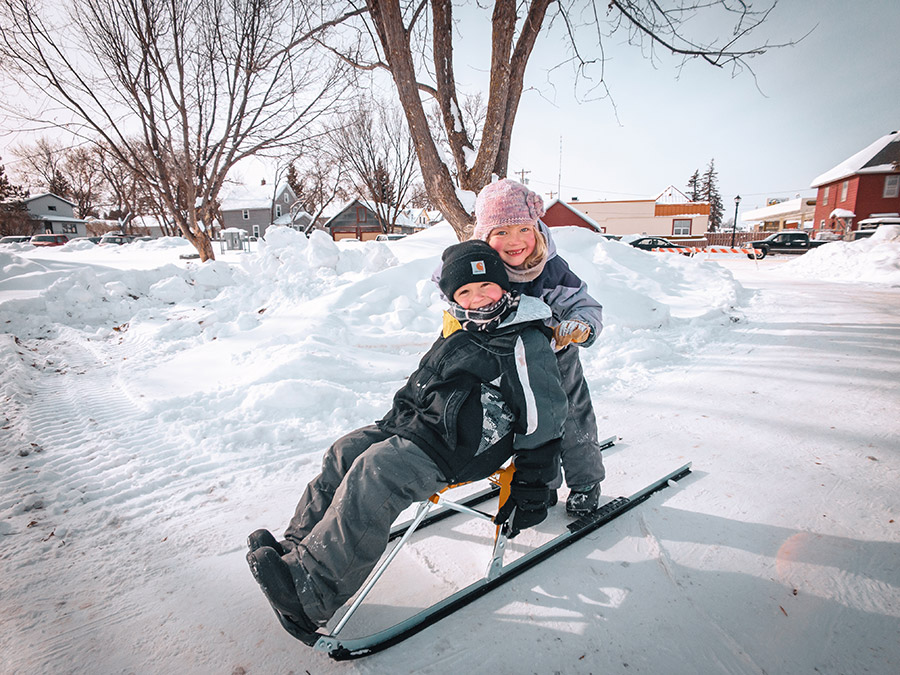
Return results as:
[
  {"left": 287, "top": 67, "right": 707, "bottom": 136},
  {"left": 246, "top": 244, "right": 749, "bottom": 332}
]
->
[{"left": 810, "top": 130, "right": 900, "bottom": 235}]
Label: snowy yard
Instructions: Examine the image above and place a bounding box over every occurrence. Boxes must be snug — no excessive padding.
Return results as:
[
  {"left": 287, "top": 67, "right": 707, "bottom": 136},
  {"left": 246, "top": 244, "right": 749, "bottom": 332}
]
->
[{"left": 1, "top": 226, "right": 898, "bottom": 673}]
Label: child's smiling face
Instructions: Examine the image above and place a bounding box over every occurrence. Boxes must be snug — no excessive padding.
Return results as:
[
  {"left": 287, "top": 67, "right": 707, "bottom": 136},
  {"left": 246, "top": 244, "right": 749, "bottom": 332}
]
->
[
  {"left": 452, "top": 281, "right": 505, "bottom": 310},
  {"left": 487, "top": 224, "right": 536, "bottom": 268}
]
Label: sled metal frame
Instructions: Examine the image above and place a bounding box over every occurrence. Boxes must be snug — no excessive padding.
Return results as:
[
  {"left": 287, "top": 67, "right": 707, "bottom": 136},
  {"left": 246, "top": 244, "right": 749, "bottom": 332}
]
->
[
  {"left": 329, "top": 486, "right": 507, "bottom": 638},
  {"left": 306, "top": 458, "right": 691, "bottom": 660}
]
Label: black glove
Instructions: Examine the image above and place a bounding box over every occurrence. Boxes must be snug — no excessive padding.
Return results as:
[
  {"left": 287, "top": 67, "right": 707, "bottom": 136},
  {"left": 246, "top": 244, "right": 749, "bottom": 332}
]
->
[{"left": 493, "top": 482, "right": 550, "bottom": 538}]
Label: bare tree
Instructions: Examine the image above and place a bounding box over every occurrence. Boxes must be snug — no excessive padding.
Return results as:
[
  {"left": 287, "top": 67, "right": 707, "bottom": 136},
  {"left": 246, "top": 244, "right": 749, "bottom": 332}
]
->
[
  {"left": 330, "top": 99, "right": 420, "bottom": 234},
  {"left": 287, "top": 154, "right": 350, "bottom": 232},
  {"left": 11, "top": 137, "right": 66, "bottom": 191},
  {"left": 0, "top": 0, "right": 357, "bottom": 260},
  {"left": 339, "top": 1, "right": 788, "bottom": 239}
]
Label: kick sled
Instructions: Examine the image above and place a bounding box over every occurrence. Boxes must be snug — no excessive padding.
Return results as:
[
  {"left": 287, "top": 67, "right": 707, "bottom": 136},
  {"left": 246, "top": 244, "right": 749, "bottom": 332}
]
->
[{"left": 251, "top": 436, "right": 691, "bottom": 660}]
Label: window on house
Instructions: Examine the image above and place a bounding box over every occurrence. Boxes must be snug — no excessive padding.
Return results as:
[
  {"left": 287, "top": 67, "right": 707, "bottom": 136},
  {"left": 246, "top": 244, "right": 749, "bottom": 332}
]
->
[
  {"left": 356, "top": 206, "right": 366, "bottom": 223},
  {"left": 275, "top": 204, "right": 282, "bottom": 218},
  {"left": 283, "top": 192, "right": 290, "bottom": 204},
  {"left": 884, "top": 175, "right": 899, "bottom": 199},
  {"left": 672, "top": 219, "right": 691, "bottom": 236},
  {"left": 242, "top": 209, "right": 249, "bottom": 220},
  {"left": 253, "top": 225, "right": 260, "bottom": 237},
  {"left": 48, "top": 205, "right": 57, "bottom": 211},
  {"left": 840, "top": 181, "right": 849, "bottom": 202},
  {"left": 62, "top": 223, "right": 77, "bottom": 233},
  {"left": 823, "top": 186, "right": 829, "bottom": 205}
]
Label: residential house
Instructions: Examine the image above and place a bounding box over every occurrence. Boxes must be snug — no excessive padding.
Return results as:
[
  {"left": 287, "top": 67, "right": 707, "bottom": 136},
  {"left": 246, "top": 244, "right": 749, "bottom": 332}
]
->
[
  {"left": 740, "top": 197, "right": 818, "bottom": 233},
  {"left": 564, "top": 186, "right": 710, "bottom": 238},
  {"left": 220, "top": 181, "right": 299, "bottom": 239},
  {"left": 25, "top": 193, "right": 88, "bottom": 237},
  {"left": 396, "top": 207, "right": 444, "bottom": 234},
  {"left": 322, "top": 199, "right": 385, "bottom": 241},
  {"left": 810, "top": 130, "right": 900, "bottom": 235}
]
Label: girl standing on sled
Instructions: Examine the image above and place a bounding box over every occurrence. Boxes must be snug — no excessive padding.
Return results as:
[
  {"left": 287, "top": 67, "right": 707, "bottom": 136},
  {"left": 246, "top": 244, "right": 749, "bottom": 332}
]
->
[
  {"left": 247, "top": 240, "right": 568, "bottom": 634},
  {"left": 436, "top": 178, "right": 607, "bottom": 516}
]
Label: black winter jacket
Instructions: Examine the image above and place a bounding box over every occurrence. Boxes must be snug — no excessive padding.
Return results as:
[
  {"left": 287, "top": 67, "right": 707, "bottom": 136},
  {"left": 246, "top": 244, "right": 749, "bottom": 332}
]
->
[{"left": 377, "top": 296, "right": 568, "bottom": 485}]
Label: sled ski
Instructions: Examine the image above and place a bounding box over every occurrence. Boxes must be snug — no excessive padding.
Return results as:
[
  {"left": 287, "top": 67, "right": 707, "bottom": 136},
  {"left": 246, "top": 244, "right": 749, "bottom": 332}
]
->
[{"left": 290, "top": 459, "right": 690, "bottom": 660}]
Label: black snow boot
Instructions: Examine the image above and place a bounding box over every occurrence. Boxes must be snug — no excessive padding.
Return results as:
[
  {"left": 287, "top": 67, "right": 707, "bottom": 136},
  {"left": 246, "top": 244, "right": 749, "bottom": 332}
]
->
[
  {"left": 566, "top": 483, "right": 601, "bottom": 517},
  {"left": 246, "top": 546, "right": 319, "bottom": 640},
  {"left": 247, "top": 528, "right": 289, "bottom": 556}
]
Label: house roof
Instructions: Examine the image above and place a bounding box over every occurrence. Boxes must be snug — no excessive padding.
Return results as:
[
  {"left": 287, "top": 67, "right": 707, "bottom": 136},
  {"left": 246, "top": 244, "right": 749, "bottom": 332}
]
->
[
  {"left": 24, "top": 192, "right": 77, "bottom": 207},
  {"left": 655, "top": 185, "right": 692, "bottom": 204},
  {"left": 566, "top": 186, "right": 699, "bottom": 205},
  {"left": 221, "top": 181, "right": 291, "bottom": 211},
  {"left": 740, "top": 197, "right": 816, "bottom": 223},
  {"left": 811, "top": 130, "right": 900, "bottom": 187},
  {"left": 546, "top": 199, "right": 603, "bottom": 232}
]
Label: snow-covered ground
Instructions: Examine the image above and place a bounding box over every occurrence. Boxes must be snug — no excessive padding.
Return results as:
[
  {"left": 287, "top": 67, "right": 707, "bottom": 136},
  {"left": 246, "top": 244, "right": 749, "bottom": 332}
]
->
[{"left": 1, "top": 226, "right": 898, "bottom": 673}]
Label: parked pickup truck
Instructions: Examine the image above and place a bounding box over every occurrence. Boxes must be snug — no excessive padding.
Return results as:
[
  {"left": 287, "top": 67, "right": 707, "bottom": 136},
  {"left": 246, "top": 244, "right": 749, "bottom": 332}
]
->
[{"left": 746, "top": 231, "right": 828, "bottom": 259}]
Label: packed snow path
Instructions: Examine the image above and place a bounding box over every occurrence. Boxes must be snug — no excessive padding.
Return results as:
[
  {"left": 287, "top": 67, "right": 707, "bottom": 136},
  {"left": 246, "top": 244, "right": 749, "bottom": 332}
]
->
[{"left": 1, "top": 234, "right": 898, "bottom": 673}]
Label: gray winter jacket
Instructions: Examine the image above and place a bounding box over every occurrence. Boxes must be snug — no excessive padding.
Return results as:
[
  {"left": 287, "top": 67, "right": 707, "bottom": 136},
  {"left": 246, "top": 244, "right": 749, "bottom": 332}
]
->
[{"left": 509, "top": 222, "right": 603, "bottom": 347}]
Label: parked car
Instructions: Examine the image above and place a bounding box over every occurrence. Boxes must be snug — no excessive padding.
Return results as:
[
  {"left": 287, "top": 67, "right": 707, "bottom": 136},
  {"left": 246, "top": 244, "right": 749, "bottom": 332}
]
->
[
  {"left": 99, "top": 233, "right": 136, "bottom": 246},
  {"left": 627, "top": 236, "right": 694, "bottom": 256},
  {"left": 746, "top": 231, "right": 828, "bottom": 259},
  {"left": 375, "top": 233, "right": 407, "bottom": 241},
  {"left": 850, "top": 216, "right": 900, "bottom": 241},
  {"left": 30, "top": 234, "right": 70, "bottom": 246},
  {"left": 0, "top": 235, "right": 32, "bottom": 244},
  {"left": 600, "top": 233, "right": 622, "bottom": 241}
]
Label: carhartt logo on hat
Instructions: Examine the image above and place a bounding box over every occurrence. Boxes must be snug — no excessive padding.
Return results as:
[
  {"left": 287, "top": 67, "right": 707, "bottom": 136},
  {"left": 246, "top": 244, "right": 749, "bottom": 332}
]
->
[{"left": 471, "top": 260, "right": 486, "bottom": 274}]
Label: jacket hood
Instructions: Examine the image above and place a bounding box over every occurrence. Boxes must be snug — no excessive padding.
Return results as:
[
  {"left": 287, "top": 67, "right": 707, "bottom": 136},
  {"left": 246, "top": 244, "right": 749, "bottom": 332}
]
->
[
  {"left": 537, "top": 220, "right": 558, "bottom": 261},
  {"left": 500, "top": 294, "right": 552, "bottom": 328}
]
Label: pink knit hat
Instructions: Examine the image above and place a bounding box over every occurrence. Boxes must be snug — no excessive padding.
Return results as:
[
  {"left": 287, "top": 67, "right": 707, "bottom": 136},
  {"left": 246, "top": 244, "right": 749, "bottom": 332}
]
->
[{"left": 473, "top": 178, "right": 545, "bottom": 240}]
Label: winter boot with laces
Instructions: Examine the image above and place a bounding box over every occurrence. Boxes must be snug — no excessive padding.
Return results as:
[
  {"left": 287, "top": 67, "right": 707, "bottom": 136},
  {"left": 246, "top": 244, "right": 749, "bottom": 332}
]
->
[{"left": 565, "top": 483, "right": 601, "bottom": 517}]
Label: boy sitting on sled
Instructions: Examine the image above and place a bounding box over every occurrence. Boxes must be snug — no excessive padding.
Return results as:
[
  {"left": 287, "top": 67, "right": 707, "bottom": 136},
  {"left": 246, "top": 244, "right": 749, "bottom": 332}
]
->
[{"left": 246, "top": 239, "right": 568, "bottom": 637}]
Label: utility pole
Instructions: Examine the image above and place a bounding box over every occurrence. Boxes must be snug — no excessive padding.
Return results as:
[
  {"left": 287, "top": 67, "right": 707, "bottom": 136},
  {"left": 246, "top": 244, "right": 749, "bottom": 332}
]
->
[{"left": 515, "top": 169, "right": 531, "bottom": 185}]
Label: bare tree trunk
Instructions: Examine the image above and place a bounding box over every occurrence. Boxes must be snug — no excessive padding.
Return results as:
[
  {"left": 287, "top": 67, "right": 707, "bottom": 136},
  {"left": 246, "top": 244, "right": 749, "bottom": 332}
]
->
[{"left": 367, "top": 0, "right": 473, "bottom": 238}]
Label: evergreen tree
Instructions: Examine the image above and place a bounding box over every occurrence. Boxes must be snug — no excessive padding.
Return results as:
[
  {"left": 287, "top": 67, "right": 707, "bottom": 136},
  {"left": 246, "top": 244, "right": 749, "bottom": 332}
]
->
[
  {"left": 286, "top": 164, "right": 301, "bottom": 197},
  {"left": 0, "top": 158, "right": 32, "bottom": 235},
  {"left": 48, "top": 169, "right": 71, "bottom": 199},
  {"left": 701, "top": 159, "right": 724, "bottom": 231},
  {"left": 686, "top": 170, "right": 702, "bottom": 202}
]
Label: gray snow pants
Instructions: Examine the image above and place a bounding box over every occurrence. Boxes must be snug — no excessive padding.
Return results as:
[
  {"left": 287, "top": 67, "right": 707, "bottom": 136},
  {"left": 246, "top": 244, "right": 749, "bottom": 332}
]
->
[
  {"left": 281, "top": 425, "right": 445, "bottom": 625},
  {"left": 552, "top": 345, "right": 606, "bottom": 491}
]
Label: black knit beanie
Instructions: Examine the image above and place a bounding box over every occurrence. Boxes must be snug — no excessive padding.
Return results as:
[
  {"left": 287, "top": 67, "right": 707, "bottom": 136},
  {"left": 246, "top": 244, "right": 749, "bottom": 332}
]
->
[{"left": 439, "top": 240, "right": 510, "bottom": 300}]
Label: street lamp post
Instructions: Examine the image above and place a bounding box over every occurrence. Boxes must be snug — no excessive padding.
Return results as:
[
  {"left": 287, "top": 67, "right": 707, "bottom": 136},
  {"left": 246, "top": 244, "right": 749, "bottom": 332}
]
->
[{"left": 731, "top": 195, "right": 742, "bottom": 247}]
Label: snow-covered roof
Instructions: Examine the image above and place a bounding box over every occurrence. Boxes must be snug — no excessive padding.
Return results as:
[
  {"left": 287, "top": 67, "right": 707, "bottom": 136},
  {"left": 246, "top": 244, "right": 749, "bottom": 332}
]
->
[
  {"left": 29, "top": 214, "right": 85, "bottom": 223},
  {"left": 221, "top": 181, "right": 291, "bottom": 211},
  {"left": 829, "top": 208, "right": 856, "bottom": 219},
  {"left": 740, "top": 197, "right": 816, "bottom": 222},
  {"left": 24, "top": 192, "right": 77, "bottom": 207},
  {"left": 655, "top": 185, "right": 692, "bottom": 204},
  {"left": 547, "top": 199, "right": 603, "bottom": 232},
  {"left": 811, "top": 131, "right": 900, "bottom": 187}
]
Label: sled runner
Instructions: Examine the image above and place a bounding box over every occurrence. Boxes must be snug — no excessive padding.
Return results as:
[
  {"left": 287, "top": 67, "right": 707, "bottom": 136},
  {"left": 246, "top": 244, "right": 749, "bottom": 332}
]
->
[{"left": 256, "top": 455, "right": 691, "bottom": 660}]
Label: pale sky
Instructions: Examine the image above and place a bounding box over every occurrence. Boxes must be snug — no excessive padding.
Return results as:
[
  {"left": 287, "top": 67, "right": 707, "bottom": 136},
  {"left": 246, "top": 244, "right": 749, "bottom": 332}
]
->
[
  {"left": 504, "top": 0, "right": 900, "bottom": 215},
  {"left": 2, "top": 1, "right": 898, "bottom": 220}
]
